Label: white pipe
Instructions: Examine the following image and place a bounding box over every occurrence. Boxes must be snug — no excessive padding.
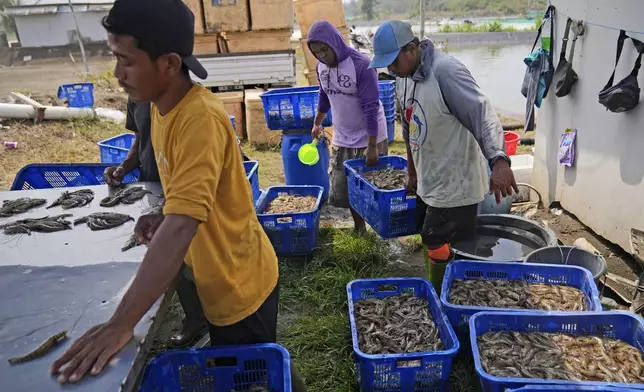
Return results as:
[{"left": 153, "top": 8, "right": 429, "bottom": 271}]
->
[{"left": 0, "top": 103, "right": 96, "bottom": 120}]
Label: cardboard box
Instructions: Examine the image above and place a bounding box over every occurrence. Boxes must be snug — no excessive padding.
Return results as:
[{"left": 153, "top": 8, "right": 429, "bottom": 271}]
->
[
  {"left": 203, "top": 0, "right": 249, "bottom": 33},
  {"left": 249, "top": 0, "right": 294, "bottom": 31},
  {"left": 300, "top": 38, "right": 318, "bottom": 71},
  {"left": 294, "top": 0, "right": 346, "bottom": 37},
  {"left": 183, "top": 0, "right": 205, "bottom": 34},
  {"left": 245, "top": 88, "right": 282, "bottom": 145},
  {"left": 193, "top": 34, "right": 219, "bottom": 56},
  {"left": 215, "top": 91, "right": 245, "bottom": 139},
  {"left": 225, "top": 29, "right": 293, "bottom": 53},
  {"left": 304, "top": 69, "right": 318, "bottom": 86}
]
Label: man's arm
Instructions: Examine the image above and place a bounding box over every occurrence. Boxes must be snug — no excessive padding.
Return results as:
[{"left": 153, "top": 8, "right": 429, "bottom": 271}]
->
[
  {"left": 356, "top": 63, "right": 380, "bottom": 141},
  {"left": 315, "top": 67, "right": 330, "bottom": 126},
  {"left": 111, "top": 215, "right": 197, "bottom": 328},
  {"left": 400, "top": 100, "right": 417, "bottom": 191},
  {"left": 120, "top": 100, "right": 142, "bottom": 174},
  {"left": 434, "top": 56, "right": 510, "bottom": 167},
  {"left": 51, "top": 112, "right": 226, "bottom": 383}
]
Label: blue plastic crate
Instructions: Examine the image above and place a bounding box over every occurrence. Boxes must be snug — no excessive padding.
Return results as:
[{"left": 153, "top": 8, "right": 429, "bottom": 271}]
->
[
  {"left": 470, "top": 311, "right": 644, "bottom": 392},
  {"left": 244, "top": 160, "right": 261, "bottom": 203},
  {"left": 387, "top": 120, "right": 395, "bottom": 144},
  {"left": 384, "top": 107, "right": 395, "bottom": 117},
  {"left": 379, "top": 89, "right": 396, "bottom": 100},
  {"left": 378, "top": 80, "right": 395, "bottom": 93},
  {"left": 256, "top": 185, "right": 323, "bottom": 256},
  {"left": 344, "top": 156, "right": 416, "bottom": 238},
  {"left": 138, "top": 343, "right": 292, "bottom": 392},
  {"left": 378, "top": 81, "right": 396, "bottom": 100},
  {"left": 57, "top": 82, "right": 94, "bottom": 108},
  {"left": 10, "top": 163, "right": 139, "bottom": 191},
  {"left": 348, "top": 278, "right": 460, "bottom": 392},
  {"left": 97, "top": 133, "right": 136, "bottom": 164},
  {"left": 440, "top": 260, "right": 602, "bottom": 339},
  {"left": 509, "top": 386, "right": 634, "bottom": 392},
  {"left": 260, "top": 86, "right": 333, "bottom": 130},
  {"left": 380, "top": 95, "right": 396, "bottom": 107}
]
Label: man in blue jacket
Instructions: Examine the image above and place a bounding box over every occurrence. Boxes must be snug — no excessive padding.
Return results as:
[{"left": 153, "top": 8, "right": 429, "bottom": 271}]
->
[{"left": 370, "top": 20, "right": 518, "bottom": 291}]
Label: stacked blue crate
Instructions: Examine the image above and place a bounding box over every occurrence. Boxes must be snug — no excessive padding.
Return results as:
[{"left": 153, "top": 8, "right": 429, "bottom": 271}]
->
[{"left": 379, "top": 81, "right": 396, "bottom": 144}]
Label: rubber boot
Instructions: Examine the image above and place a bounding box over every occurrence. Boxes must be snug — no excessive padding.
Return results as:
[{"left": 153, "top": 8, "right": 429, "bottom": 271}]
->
[{"left": 423, "top": 244, "right": 453, "bottom": 295}]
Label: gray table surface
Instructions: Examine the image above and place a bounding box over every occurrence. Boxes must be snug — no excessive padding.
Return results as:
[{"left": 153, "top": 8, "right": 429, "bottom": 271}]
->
[{"left": 0, "top": 183, "right": 167, "bottom": 392}]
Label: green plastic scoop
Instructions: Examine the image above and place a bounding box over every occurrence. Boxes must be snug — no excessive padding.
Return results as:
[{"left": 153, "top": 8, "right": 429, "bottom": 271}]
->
[{"left": 298, "top": 138, "right": 320, "bottom": 166}]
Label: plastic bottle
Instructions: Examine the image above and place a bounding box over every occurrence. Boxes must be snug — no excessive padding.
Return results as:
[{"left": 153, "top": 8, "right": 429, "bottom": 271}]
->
[{"left": 541, "top": 16, "right": 551, "bottom": 51}]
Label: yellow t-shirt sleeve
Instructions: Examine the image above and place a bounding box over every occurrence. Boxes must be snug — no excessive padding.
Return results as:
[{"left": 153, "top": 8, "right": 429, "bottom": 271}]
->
[{"left": 163, "top": 112, "right": 228, "bottom": 222}]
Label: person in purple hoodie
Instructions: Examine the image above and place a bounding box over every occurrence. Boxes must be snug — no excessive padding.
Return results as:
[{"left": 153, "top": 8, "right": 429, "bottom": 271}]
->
[{"left": 308, "top": 20, "right": 389, "bottom": 233}]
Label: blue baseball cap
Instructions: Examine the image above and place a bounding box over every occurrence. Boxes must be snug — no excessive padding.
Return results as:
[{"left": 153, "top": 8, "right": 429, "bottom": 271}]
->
[{"left": 369, "top": 20, "right": 416, "bottom": 69}]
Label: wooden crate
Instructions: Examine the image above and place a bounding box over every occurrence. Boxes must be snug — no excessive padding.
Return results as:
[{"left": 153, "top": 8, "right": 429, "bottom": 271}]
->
[
  {"left": 215, "top": 91, "right": 245, "bottom": 139},
  {"left": 250, "top": 0, "right": 294, "bottom": 31},
  {"left": 183, "top": 0, "right": 206, "bottom": 34},
  {"left": 294, "top": 0, "right": 347, "bottom": 37},
  {"left": 300, "top": 38, "right": 317, "bottom": 71},
  {"left": 304, "top": 69, "right": 318, "bottom": 86},
  {"left": 203, "top": 0, "right": 249, "bottom": 33},
  {"left": 225, "top": 29, "right": 292, "bottom": 53},
  {"left": 194, "top": 34, "right": 219, "bottom": 56},
  {"left": 245, "top": 89, "right": 282, "bottom": 146}
]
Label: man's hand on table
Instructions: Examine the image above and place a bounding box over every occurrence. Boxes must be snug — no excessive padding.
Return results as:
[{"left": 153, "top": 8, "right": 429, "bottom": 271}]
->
[
  {"left": 135, "top": 214, "right": 165, "bottom": 245},
  {"left": 104, "top": 166, "right": 126, "bottom": 186},
  {"left": 50, "top": 321, "right": 133, "bottom": 384}
]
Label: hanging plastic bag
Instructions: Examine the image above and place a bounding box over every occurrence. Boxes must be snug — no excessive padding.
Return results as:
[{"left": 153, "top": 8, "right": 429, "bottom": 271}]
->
[{"left": 558, "top": 128, "right": 577, "bottom": 167}]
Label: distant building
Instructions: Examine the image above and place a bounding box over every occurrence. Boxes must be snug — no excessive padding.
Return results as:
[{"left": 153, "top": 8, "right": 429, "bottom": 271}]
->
[{"left": 2, "top": 0, "right": 113, "bottom": 48}]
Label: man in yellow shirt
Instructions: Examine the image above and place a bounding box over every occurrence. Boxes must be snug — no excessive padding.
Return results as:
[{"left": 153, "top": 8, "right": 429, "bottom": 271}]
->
[{"left": 50, "top": 0, "right": 305, "bottom": 389}]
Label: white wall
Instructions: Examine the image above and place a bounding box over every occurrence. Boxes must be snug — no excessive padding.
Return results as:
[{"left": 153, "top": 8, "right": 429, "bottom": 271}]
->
[
  {"left": 14, "top": 11, "right": 108, "bottom": 48},
  {"left": 533, "top": 0, "right": 644, "bottom": 255}
]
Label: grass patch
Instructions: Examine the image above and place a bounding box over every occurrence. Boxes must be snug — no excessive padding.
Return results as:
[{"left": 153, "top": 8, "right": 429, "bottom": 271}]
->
[
  {"left": 439, "top": 21, "right": 534, "bottom": 33},
  {"left": 0, "top": 118, "right": 125, "bottom": 190},
  {"left": 283, "top": 314, "right": 358, "bottom": 391},
  {"left": 240, "top": 142, "right": 285, "bottom": 189},
  {"left": 278, "top": 228, "right": 395, "bottom": 392}
]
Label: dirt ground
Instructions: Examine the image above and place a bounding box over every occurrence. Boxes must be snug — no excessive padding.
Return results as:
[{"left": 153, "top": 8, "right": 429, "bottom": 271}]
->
[
  {"left": 524, "top": 205, "right": 640, "bottom": 304},
  {"left": 0, "top": 57, "right": 114, "bottom": 98}
]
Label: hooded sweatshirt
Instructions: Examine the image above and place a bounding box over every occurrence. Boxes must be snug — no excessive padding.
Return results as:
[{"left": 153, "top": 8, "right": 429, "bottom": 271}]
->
[
  {"left": 307, "top": 21, "right": 387, "bottom": 148},
  {"left": 398, "top": 40, "right": 508, "bottom": 208}
]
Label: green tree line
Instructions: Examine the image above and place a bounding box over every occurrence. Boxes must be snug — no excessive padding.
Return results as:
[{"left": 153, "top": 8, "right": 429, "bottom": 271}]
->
[{"left": 347, "top": 0, "right": 547, "bottom": 21}]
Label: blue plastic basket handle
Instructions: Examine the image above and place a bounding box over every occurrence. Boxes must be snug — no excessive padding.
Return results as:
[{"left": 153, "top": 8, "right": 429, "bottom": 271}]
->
[
  {"left": 396, "top": 358, "right": 423, "bottom": 369},
  {"left": 376, "top": 284, "right": 398, "bottom": 293},
  {"left": 109, "top": 148, "right": 120, "bottom": 155}
]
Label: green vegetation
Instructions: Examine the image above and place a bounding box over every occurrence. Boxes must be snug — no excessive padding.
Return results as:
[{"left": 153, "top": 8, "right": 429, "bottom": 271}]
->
[
  {"left": 438, "top": 20, "right": 535, "bottom": 33},
  {"left": 278, "top": 228, "right": 395, "bottom": 391},
  {"left": 361, "top": 0, "right": 378, "bottom": 21},
  {"left": 349, "top": 0, "right": 547, "bottom": 21}
]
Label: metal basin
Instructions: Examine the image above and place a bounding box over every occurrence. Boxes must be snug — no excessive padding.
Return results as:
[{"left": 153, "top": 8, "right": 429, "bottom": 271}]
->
[
  {"left": 524, "top": 246, "right": 607, "bottom": 283},
  {"left": 452, "top": 214, "right": 558, "bottom": 262}
]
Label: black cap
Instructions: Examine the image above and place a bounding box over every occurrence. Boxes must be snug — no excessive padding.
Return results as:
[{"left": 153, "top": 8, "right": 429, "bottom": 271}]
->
[{"left": 106, "top": 0, "right": 207, "bottom": 79}]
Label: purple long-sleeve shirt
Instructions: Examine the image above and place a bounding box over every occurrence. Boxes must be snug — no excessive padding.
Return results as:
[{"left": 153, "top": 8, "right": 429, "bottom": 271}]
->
[{"left": 308, "top": 21, "right": 387, "bottom": 148}]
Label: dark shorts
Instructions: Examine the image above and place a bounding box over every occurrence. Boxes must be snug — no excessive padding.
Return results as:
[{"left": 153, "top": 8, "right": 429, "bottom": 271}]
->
[
  {"left": 416, "top": 197, "right": 478, "bottom": 247},
  {"left": 208, "top": 283, "right": 279, "bottom": 346}
]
